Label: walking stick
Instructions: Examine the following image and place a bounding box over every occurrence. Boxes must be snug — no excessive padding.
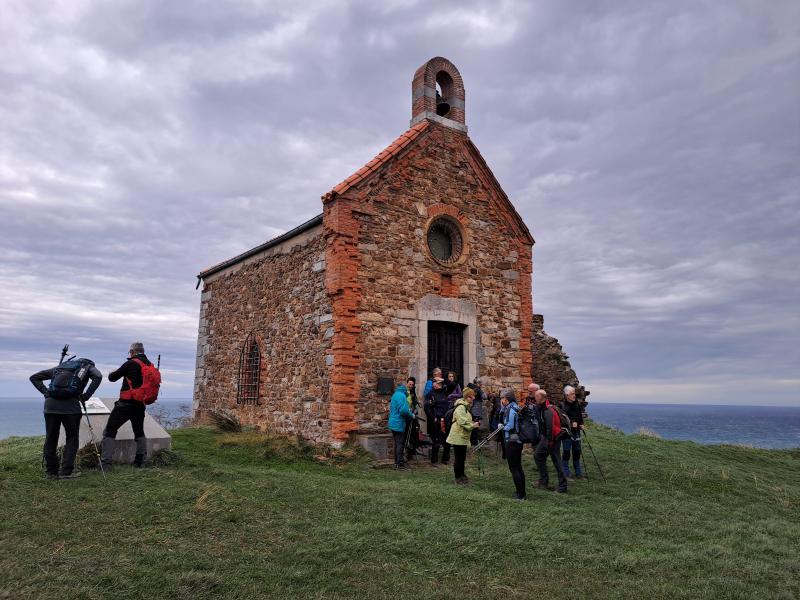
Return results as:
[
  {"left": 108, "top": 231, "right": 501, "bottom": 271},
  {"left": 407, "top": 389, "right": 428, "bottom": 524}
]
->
[
  {"left": 472, "top": 425, "right": 503, "bottom": 452},
  {"left": 59, "top": 344, "right": 69, "bottom": 364},
  {"left": 82, "top": 402, "right": 106, "bottom": 480},
  {"left": 581, "top": 429, "right": 606, "bottom": 482}
]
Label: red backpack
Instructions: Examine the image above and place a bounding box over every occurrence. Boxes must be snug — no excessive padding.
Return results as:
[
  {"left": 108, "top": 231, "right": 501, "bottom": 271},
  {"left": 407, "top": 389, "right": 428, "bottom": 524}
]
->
[{"left": 127, "top": 358, "right": 161, "bottom": 405}]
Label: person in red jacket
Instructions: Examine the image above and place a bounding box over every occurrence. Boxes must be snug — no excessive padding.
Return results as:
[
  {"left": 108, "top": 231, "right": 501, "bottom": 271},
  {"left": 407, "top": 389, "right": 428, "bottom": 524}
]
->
[
  {"left": 533, "top": 390, "right": 568, "bottom": 493},
  {"left": 101, "top": 342, "right": 153, "bottom": 470}
]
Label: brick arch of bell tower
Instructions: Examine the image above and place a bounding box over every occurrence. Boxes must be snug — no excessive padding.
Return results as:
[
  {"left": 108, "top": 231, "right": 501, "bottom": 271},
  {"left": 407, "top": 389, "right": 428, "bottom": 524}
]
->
[{"left": 411, "top": 57, "right": 466, "bottom": 132}]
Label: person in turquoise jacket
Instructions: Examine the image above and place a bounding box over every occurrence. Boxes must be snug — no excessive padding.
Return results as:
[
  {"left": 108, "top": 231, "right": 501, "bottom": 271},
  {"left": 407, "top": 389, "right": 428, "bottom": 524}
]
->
[{"left": 389, "top": 383, "right": 414, "bottom": 469}]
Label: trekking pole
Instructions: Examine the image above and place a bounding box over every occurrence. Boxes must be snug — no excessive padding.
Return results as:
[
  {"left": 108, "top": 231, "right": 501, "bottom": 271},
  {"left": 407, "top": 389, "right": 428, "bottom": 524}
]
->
[
  {"left": 59, "top": 344, "right": 69, "bottom": 365},
  {"left": 472, "top": 425, "right": 503, "bottom": 452},
  {"left": 81, "top": 402, "right": 106, "bottom": 481},
  {"left": 157, "top": 354, "right": 161, "bottom": 369},
  {"left": 581, "top": 430, "right": 606, "bottom": 483}
]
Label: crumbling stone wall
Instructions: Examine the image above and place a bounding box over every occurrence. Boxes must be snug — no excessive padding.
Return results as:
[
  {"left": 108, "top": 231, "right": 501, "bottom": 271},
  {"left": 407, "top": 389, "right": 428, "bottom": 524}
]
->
[
  {"left": 193, "top": 233, "right": 333, "bottom": 443},
  {"left": 530, "top": 314, "right": 589, "bottom": 408}
]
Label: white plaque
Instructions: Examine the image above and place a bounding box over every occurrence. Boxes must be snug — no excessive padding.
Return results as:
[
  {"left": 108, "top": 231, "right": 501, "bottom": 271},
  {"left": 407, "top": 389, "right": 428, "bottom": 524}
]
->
[{"left": 83, "top": 397, "right": 111, "bottom": 414}]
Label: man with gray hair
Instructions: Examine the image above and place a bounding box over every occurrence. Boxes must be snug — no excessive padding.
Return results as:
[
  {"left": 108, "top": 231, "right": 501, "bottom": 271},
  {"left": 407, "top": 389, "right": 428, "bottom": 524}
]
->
[
  {"left": 560, "top": 385, "right": 584, "bottom": 480},
  {"left": 102, "top": 342, "right": 155, "bottom": 470}
]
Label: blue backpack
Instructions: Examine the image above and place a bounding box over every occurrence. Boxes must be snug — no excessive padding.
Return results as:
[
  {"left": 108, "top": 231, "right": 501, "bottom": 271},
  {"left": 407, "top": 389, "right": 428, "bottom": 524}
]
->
[{"left": 48, "top": 358, "right": 94, "bottom": 399}]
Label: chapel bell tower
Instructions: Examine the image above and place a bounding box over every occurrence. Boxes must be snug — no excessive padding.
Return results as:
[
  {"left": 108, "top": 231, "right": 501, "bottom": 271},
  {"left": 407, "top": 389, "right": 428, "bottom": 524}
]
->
[{"left": 411, "top": 57, "right": 467, "bottom": 133}]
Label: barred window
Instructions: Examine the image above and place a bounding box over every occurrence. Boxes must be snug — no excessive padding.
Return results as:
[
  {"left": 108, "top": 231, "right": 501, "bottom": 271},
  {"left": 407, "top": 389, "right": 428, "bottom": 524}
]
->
[{"left": 237, "top": 333, "right": 261, "bottom": 405}]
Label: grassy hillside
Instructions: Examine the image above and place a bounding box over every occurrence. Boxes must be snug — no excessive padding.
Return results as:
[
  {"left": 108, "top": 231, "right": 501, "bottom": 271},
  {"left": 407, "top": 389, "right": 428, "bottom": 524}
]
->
[{"left": 1, "top": 425, "right": 798, "bottom": 600}]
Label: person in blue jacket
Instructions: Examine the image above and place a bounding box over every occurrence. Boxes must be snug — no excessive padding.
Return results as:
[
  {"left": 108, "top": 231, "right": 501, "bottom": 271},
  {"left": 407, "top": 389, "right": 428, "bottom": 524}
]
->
[
  {"left": 500, "top": 389, "right": 526, "bottom": 500},
  {"left": 389, "top": 381, "right": 414, "bottom": 469}
]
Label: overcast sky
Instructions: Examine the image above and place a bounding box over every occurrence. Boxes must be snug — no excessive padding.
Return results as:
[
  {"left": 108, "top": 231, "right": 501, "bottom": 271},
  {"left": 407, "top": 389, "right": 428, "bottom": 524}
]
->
[{"left": 1, "top": 0, "right": 798, "bottom": 406}]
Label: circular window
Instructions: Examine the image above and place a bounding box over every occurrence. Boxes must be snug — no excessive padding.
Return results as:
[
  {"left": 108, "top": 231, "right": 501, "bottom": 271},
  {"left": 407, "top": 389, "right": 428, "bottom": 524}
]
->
[{"left": 427, "top": 217, "right": 463, "bottom": 264}]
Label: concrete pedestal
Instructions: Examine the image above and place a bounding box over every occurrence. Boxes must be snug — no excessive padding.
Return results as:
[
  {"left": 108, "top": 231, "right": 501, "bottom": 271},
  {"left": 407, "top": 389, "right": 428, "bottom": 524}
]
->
[
  {"left": 357, "top": 433, "right": 392, "bottom": 459},
  {"left": 59, "top": 398, "right": 171, "bottom": 463}
]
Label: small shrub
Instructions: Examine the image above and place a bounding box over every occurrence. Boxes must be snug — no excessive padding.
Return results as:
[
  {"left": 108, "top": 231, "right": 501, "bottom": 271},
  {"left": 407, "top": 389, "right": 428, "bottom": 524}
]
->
[
  {"left": 149, "top": 448, "right": 181, "bottom": 467},
  {"left": 76, "top": 443, "right": 102, "bottom": 468},
  {"left": 216, "top": 430, "right": 373, "bottom": 465},
  {"left": 635, "top": 427, "right": 661, "bottom": 439},
  {"left": 208, "top": 409, "right": 242, "bottom": 433}
]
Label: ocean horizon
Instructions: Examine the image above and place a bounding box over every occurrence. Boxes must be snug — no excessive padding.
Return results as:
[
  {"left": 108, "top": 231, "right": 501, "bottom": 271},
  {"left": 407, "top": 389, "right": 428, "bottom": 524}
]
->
[{"left": 1, "top": 398, "right": 799, "bottom": 449}]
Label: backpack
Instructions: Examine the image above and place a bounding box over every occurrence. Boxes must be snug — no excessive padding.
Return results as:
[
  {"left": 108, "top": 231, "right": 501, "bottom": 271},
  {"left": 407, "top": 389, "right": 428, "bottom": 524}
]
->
[
  {"left": 550, "top": 405, "right": 572, "bottom": 442},
  {"left": 442, "top": 403, "right": 457, "bottom": 433},
  {"left": 514, "top": 405, "right": 540, "bottom": 443},
  {"left": 127, "top": 358, "right": 161, "bottom": 405},
  {"left": 48, "top": 358, "right": 94, "bottom": 399}
]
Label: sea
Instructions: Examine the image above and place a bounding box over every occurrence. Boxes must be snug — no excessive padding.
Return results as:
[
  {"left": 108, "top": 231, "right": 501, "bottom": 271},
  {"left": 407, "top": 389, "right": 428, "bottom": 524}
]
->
[
  {"left": 1, "top": 399, "right": 799, "bottom": 449},
  {"left": 0, "top": 398, "right": 193, "bottom": 440}
]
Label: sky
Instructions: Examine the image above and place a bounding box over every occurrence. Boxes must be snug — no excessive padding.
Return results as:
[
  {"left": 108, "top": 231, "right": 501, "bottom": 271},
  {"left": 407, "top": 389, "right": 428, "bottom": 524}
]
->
[{"left": 1, "top": 0, "right": 798, "bottom": 406}]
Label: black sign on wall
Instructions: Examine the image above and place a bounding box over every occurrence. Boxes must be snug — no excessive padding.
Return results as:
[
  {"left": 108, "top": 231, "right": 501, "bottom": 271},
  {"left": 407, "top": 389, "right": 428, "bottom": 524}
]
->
[{"left": 377, "top": 376, "right": 395, "bottom": 395}]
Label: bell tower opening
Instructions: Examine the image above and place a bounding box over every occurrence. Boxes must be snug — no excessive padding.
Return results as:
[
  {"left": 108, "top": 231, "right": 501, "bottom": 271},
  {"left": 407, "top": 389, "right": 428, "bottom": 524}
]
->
[{"left": 411, "top": 57, "right": 466, "bottom": 132}]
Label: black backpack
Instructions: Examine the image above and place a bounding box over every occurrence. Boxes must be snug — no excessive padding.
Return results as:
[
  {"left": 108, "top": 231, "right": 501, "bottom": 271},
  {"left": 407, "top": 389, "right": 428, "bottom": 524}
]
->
[
  {"left": 443, "top": 403, "right": 458, "bottom": 434},
  {"left": 514, "top": 405, "right": 540, "bottom": 443},
  {"left": 48, "top": 358, "right": 94, "bottom": 399}
]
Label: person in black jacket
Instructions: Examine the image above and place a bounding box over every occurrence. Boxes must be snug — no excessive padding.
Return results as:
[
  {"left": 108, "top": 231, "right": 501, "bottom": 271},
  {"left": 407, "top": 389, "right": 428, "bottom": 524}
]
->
[
  {"left": 29, "top": 360, "right": 102, "bottom": 479},
  {"left": 101, "top": 342, "right": 152, "bottom": 470},
  {"left": 428, "top": 377, "right": 451, "bottom": 465},
  {"left": 560, "top": 385, "right": 584, "bottom": 480},
  {"left": 466, "top": 378, "right": 485, "bottom": 446},
  {"left": 533, "top": 390, "right": 568, "bottom": 493}
]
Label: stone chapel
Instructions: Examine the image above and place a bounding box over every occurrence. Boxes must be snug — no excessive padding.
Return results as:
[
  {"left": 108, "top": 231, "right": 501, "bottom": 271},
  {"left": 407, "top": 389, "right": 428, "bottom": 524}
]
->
[{"left": 192, "top": 57, "right": 587, "bottom": 450}]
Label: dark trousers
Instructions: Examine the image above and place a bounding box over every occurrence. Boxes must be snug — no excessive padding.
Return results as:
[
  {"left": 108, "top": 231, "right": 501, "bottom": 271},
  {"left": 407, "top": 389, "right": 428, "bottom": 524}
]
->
[
  {"left": 430, "top": 419, "right": 450, "bottom": 464},
  {"left": 506, "top": 440, "right": 526, "bottom": 498},
  {"left": 534, "top": 438, "right": 568, "bottom": 492},
  {"left": 453, "top": 444, "right": 467, "bottom": 479},
  {"left": 102, "top": 400, "right": 146, "bottom": 465},
  {"left": 43, "top": 413, "right": 82, "bottom": 476},
  {"left": 561, "top": 437, "right": 583, "bottom": 476},
  {"left": 392, "top": 430, "right": 406, "bottom": 466}
]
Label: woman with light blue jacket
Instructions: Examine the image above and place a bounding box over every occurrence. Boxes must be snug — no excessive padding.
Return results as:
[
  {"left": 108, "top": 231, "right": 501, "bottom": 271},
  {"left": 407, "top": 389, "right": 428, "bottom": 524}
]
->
[{"left": 389, "top": 383, "right": 414, "bottom": 469}]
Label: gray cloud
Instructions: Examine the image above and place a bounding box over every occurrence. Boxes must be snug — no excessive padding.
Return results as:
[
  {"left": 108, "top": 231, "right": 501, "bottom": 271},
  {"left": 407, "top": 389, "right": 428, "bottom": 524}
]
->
[{"left": 1, "top": 0, "right": 798, "bottom": 405}]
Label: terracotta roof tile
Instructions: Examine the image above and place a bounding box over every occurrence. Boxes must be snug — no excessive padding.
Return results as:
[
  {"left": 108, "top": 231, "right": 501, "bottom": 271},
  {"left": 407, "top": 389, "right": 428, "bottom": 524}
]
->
[{"left": 325, "top": 120, "right": 429, "bottom": 200}]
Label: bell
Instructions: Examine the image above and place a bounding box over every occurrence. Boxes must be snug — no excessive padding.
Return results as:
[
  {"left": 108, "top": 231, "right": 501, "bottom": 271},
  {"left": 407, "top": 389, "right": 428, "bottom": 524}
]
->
[{"left": 436, "top": 91, "right": 450, "bottom": 117}]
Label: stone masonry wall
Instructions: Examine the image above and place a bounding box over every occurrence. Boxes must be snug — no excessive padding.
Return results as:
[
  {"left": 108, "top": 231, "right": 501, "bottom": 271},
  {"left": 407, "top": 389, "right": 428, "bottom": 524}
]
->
[
  {"left": 530, "top": 313, "right": 589, "bottom": 409},
  {"left": 329, "top": 122, "right": 535, "bottom": 433},
  {"left": 193, "top": 233, "right": 333, "bottom": 443}
]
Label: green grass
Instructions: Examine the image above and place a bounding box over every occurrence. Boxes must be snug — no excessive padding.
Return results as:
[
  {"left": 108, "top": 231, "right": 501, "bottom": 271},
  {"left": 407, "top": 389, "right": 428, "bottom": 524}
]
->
[{"left": 1, "top": 425, "right": 798, "bottom": 600}]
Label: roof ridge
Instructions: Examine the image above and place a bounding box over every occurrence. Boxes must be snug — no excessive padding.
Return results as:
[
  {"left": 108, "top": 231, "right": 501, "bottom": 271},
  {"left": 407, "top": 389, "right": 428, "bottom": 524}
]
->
[{"left": 323, "top": 120, "right": 430, "bottom": 201}]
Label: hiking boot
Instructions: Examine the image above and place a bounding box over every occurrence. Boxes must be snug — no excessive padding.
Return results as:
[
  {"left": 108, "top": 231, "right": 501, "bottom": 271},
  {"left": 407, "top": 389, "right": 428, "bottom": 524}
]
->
[
  {"left": 555, "top": 488, "right": 568, "bottom": 494},
  {"left": 564, "top": 475, "right": 575, "bottom": 482},
  {"left": 99, "top": 463, "right": 112, "bottom": 474},
  {"left": 533, "top": 480, "right": 552, "bottom": 490},
  {"left": 512, "top": 494, "right": 527, "bottom": 501},
  {"left": 59, "top": 471, "right": 82, "bottom": 480},
  {"left": 45, "top": 473, "right": 59, "bottom": 481},
  {"left": 455, "top": 476, "right": 470, "bottom": 485},
  {"left": 394, "top": 464, "right": 409, "bottom": 471}
]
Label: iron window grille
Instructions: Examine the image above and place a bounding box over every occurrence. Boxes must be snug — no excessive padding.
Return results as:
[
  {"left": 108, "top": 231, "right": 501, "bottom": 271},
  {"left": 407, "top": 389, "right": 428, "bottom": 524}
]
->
[
  {"left": 237, "top": 333, "right": 261, "bottom": 405},
  {"left": 427, "top": 216, "right": 464, "bottom": 265}
]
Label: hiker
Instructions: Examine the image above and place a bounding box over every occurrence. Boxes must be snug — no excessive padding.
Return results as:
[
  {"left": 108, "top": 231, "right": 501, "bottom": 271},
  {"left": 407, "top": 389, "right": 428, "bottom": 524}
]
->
[
  {"left": 488, "top": 391, "right": 506, "bottom": 459},
  {"left": 102, "top": 342, "right": 155, "bottom": 470},
  {"left": 404, "top": 377, "right": 420, "bottom": 461},
  {"left": 500, "top": 389, "right": 526, "bottom": 500},
  {"left": 423, "top": 367, "right": 442, "bottom": 445},
  {"left": 560, "top": 385, "right": 584, "bottom": 480},
  {"left": 466, "top": 378, "right": 485, "bottom": 446},
  {"left": 388, "top": 381, "right": 414, "bottom": 469},
  {"left": 525, "top": 383, "right": 540, "bottom": 408},
  {"left": 445, "top": 370, "right": 462, "bottom": 402},
  {"left": 29, "top": 357, "right": 102, "bottom": 479},
  {"left": 533, "top": 390, "right": 568, "bottom": 493},
  {"left": 429, "top": 377, "right": 451, "bottom": 465},
  {"left": 423, "top": 367, "right": 442, "bottom": 399},
  {"left": 446, "top": 387, "right": 479, "bottom": 484}
]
